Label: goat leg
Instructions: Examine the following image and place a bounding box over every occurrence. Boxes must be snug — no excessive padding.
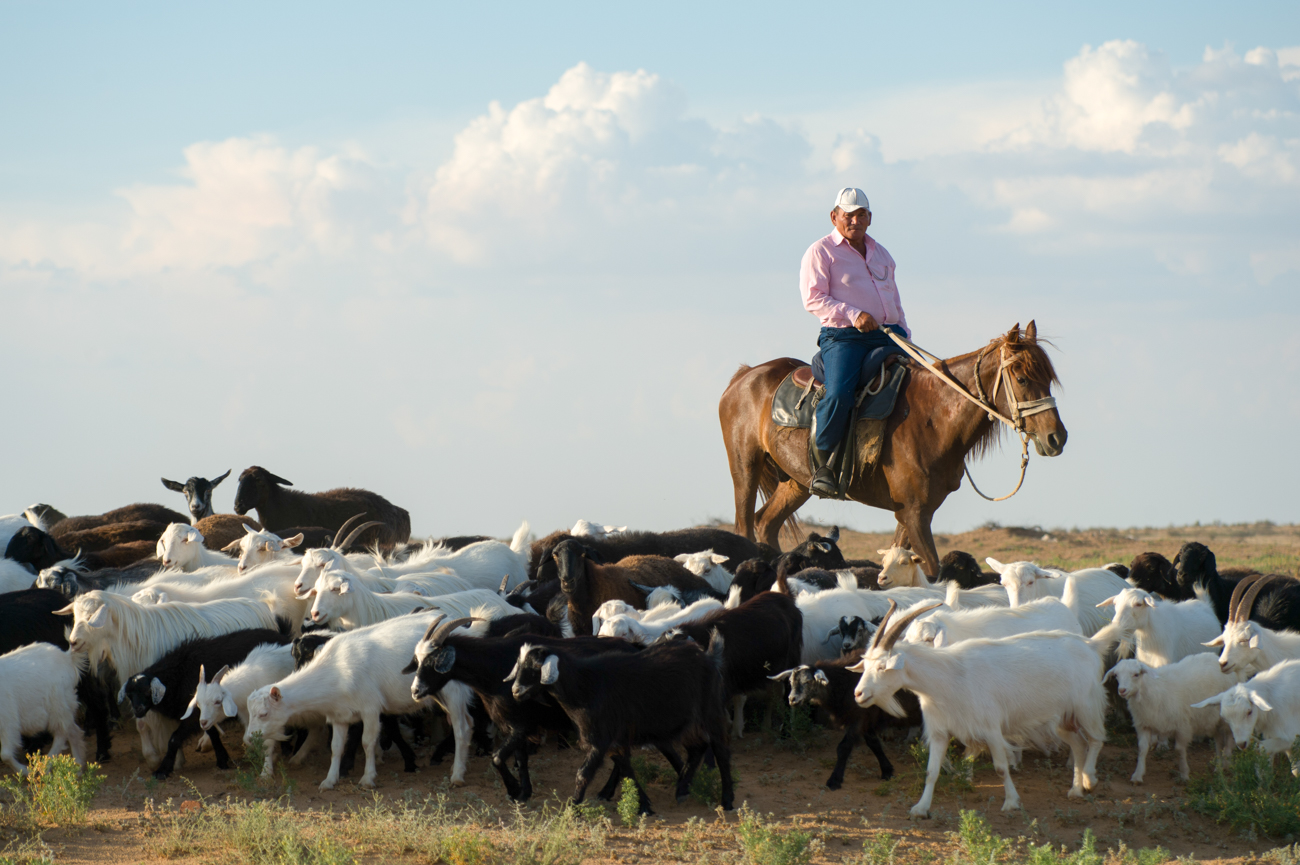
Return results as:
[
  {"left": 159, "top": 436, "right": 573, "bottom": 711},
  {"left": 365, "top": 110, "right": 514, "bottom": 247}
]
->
[
  {"left": 339, "top": 723, "right": 363, "bottom": 777},
  {"left": 207, "top": 728, "right": 232, "bottom": 770},
  {"left": 78, "top": 673, "right": 113, "bottom": 763},
  {"left": 489, "top": 729, "right": 527, "bottom": 801},
  {"left": 676, "top": 745, "right": 708, "bottom": 803},
  {"left": 712, "top": 739, "right": 737, "bottom": 811},
  {"left": 380, "top": 715, "right": 418, "bottom": 773},
  {"left": 573, "top": 743, "right": 609, "bottom": 805},
  {"left": 153, "top": 723, "right": 193, "bottom": 780},
  {"left": 826, "top": 726, "right": 859, "bottom": 790}
]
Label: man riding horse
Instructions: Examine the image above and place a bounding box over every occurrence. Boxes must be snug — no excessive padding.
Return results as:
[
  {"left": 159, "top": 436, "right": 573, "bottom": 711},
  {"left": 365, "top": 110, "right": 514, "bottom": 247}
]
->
[{"left": 800, "top": 187, "right": 909, "bottom": 498}]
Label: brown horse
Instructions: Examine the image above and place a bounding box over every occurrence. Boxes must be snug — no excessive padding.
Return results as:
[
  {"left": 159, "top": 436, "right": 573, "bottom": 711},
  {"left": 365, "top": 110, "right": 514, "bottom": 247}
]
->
[{"left": 718, "top": 322, "right": 1067, "bottom": 576}]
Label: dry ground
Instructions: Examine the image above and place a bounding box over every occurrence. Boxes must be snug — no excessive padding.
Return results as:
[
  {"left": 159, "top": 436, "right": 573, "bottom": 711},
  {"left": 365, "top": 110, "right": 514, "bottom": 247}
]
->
[{"left": 5, "top": 522, "right": 1299, "bottom": 865}]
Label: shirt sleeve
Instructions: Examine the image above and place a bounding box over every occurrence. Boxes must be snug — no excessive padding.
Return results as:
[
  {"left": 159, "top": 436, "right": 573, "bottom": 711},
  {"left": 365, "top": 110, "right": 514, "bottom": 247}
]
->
[{"left": 800, "top": 243, "right": 860, "bottom": 327}]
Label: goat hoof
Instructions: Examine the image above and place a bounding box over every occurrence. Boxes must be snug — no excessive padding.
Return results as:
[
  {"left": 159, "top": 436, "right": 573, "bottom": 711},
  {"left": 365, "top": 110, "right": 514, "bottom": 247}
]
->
[
  {"left": 450, "top": 778, "right": 467, "bottom": 788},
  {"left": 216, "top": 759, "right": 231, "bottom": 770},
  {"left": 1001, "top": 800, "right": 1022, "bottom": 811},
  {"left": 825, "top": 778, "right": 842, "bottom": 790},
  {"left": 676, "top": 795, "right": 689, "bottom": 804},
  {"left": 96, "top": 752, "right": 112, "bottom": 763},
  {"left": 152, "top": 770, "right": 170, "bottom": 781},
  {"left": 1129, "top": 775, "right": 1143, "bottom": 784},
  {"left": 908, "top": 806, "right": 930, "bottom": 819}
]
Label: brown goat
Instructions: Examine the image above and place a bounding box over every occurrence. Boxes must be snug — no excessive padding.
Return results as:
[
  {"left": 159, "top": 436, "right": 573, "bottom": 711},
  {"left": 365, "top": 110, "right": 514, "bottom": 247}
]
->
[
  {"left": 54, "top": 520, "right": 169, "bottom": 553},
  {"left": 48, "top": 503, "right": 188, "bottom": 538},
  {"left": 551, "top": 539, "right": 718, "bottom": 636},
  {"left": 232, "top": 466, "right": 411, "bottom": 546},
  {"left": 193, "top": 514, "right": 263, "bottom": 550}
]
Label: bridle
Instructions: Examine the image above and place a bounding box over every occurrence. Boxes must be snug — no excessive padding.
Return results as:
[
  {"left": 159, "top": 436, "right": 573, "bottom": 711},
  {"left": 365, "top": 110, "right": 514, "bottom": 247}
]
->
[{"left": 885, "top": 331, "right": 1058, "bottom": 501}]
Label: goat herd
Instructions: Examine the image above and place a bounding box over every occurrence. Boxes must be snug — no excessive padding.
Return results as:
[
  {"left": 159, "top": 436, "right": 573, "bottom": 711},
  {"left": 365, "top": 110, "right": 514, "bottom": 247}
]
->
[{"left": 1, "top": 467, "right": 1298, "bottom": 819}]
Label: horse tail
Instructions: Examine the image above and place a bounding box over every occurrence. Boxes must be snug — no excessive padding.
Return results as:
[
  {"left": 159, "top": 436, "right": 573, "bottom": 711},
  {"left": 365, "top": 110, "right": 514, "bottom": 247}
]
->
[
  {"left": 756, "top": 448, "right": 803, "bottom": 547},
  {"left": 727, "top": 364, "right": 752, "bottom": 388}
]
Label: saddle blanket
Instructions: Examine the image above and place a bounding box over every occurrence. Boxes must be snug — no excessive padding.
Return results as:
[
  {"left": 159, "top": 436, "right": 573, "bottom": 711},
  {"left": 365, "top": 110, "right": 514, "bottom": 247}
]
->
[{"left": 771, "top": 362, "right": 908, "bottom": 429}]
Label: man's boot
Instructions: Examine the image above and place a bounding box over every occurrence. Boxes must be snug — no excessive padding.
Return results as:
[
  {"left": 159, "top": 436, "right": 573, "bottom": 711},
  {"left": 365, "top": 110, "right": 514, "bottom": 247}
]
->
[{"left": 809, "top": 445, "right": 840, "bottom": 498}]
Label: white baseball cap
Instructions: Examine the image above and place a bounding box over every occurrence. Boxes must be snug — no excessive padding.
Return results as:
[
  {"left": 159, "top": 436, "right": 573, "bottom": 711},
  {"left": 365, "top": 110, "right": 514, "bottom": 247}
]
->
[{"left": 833, "top": 187, "right": 870, "bottom": 213}]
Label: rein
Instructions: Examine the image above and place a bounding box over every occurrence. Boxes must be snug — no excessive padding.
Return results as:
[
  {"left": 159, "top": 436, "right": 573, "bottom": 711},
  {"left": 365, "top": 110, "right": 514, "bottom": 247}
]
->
[{"left": 883, "top": 331, "right": 1057, "bottom": 502}]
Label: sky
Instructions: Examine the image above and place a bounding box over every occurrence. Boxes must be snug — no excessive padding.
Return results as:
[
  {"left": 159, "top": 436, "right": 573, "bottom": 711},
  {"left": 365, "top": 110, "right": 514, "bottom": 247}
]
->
[{"left": 1, "top": 2, "right": 1298, "bottom": 540}]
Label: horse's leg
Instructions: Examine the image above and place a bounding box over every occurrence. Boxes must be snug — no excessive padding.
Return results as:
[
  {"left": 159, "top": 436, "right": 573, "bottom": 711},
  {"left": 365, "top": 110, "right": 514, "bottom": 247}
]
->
[
  {"left": 755, "top": 479, "right": 809, "bottom": 551},
  {"left": 897, "top": 505, "right": 940, "bottom": 577},
  {"left": 726, "top": 441, "right": 764, "bottom": 542}
]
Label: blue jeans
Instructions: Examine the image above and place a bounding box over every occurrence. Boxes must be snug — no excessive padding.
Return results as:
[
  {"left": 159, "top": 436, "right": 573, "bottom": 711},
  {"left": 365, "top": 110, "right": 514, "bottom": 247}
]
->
[{"left": 812, "top": 324, "right": 907, "bottom": 453}]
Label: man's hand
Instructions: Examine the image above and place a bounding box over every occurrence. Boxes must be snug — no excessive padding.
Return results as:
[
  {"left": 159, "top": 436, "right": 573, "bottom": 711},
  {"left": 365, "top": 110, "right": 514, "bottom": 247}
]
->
[{"left": 855, "top": 312, "right": 880, "bottom": 332}]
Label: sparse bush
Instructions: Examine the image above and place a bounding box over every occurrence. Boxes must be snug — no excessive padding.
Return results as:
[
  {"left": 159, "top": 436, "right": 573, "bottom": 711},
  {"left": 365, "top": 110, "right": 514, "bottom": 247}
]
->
[
  {"left": 616, "top": 777, "right": 640, "bottom": 828},
  {"left": 735, "top": 806, "right": 815, "bottom": 865},
  {"left": 0, "top": 753, "right": 104, "bottom": 828},
  {"left": 1187, "top": 743, "right": 1300, "bottom": 837}
]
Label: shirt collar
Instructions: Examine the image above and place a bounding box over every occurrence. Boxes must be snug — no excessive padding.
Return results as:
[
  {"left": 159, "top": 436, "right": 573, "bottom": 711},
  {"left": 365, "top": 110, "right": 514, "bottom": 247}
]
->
[{"left": 830, "top": 229, "right": 876, "bottom": 256}]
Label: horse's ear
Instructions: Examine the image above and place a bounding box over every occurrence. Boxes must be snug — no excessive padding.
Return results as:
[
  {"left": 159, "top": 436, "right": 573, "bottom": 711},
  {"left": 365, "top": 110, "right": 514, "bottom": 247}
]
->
[
  {"left": 1024, "top": 320, "right": 1037, "bottom": 341},
  {"left": 1007, "top": 323, "right": 1022, "bottom": 342}
]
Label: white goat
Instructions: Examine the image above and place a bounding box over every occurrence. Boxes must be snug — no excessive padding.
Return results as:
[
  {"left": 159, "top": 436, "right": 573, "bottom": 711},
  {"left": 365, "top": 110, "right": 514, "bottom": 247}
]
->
[
  {"left": 128, "top": 563, "right": 306, "bottom": 631},
  {"left": 245, "top": 611, "right": 481, "bottom": 788},
  {"left": 850, "top": 602, "right": 1106, "bottom": 816},
  {"left": 1093, "top": 588, "right": 1220, "bottom": 666},
  {"left": 674, "top": 550, "right": 733, "bottom": 594},
  {"left": 182, "top": 644, "right": 296, "bottom": 733},
  {"left": 155, "top": 524, "right": 238, "bottom": 572},
  {"left": 794, "top": 586, "right": 943, "bottom": 663},
  {"left": 570, "top": 519, "right": 627, "bottom": 540},
  {"left": 1193, "top": 659, "right": 1300, "bottom": 771},
  {"left": 903, "top": 595, "right": 1080, "bottom": 647},
  {"left": 0, "top": 558, "right": 35, "bottom": 594},
  {"left": 0, "top": 643, "right": 87, "bottom": 774},
  {"left": 591, "top": 599, "right": 642, "bottom": 634},
  {"left": 1104, "top": 655, "right": 1236, "bottom": 782},
  {"left": 307, "top": 571, "right": 433, "bottom": 629},
  {"left": 598, "top": 597, "right": 725, "bottom": 644},
  {"left": 877, "top": 548, "right": 1008, "bottom": 608},
  {"left": 236, "top": 526, "right": 304, "bottom": 573},
  {"left": 1208, "top": 573, "right": 1300, "bottom": 677},
  {"left": 988, "top": 558, "right": 1127, "bottom": 636}
]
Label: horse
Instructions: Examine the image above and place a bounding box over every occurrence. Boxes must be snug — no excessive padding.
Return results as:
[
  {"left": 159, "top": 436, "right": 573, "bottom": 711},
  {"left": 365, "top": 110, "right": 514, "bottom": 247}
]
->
[{"left": 718, "top": 321, "right": 1067, "bottom": 577}]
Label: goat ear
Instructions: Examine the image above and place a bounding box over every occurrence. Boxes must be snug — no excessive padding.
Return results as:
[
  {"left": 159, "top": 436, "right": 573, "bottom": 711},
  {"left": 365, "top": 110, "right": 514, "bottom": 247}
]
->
[
  {"left": 433, "top": 647, "right": 456, "bottom": 674},
  {"left": 827, "top": 526, "right": 840, "bottom": 542},
  {"left": 181, "top": 696, "right": 198, "bottom": 720},
  {"left": 986, "top": 557, "right": 1006, "bottom": 574},
  {"left": 815, "top": 542, "right": 833, "bottom": 553},
  {"left": 1203, "top": 636, "right": 1225, "bottom": 647},
  {"left": 213, "top": 665, "right": 231, "bottom": 684},
  {"left": 150, "top": 677, "right": 167, "bottom": 705},
  {"left": 295, "top": 589, "right": 316, "bottom": 601},
  {"left": 909, "top": 555, "right": 922, "bottom": 565},
  {"left": 884, "top": 654, "right": 905, "bottom": 671},
  {"left": 1191, "top": 694, "right": 1223, "bottom": 709},
  {"left": 876, "top": 549, "right": 889, "bottom": 556},
  {"left": 222, "top": 694, "right": 239, "bottom": 718},
  {"left": 1102, "top": 669, "right": 1115, "bottom": 684},
  {"left": 1142, "top": 596, "right": 1156, "bottom": 608},
  {"left": 269, "top": 473, "right": 292, "bottom": 486},
  {"left": 768, "top": 669, "right": 794, "bottom": 682},
  {"left": 401, "top": 657, "right": 418, "bottom": 675},
  {"left": 846, "top": 659, "right": 865, "bottom": 673},
  {"left": 53, "top": 603, "right": 75, "bottom": 616},
  {"left": 283, "top": 533, "right": 304, "bottom": 549},
  {"left": 540, "top": 655, "right": 560, "bottom": 685},
  {"left": 197, "top": 665, "right": 208, "bottom": 686},
  {"left": 503, "top": 659, "right": 521, "bottom": 683},
  {"left": 161, "top": 478, "right": 185, "bottom": 492},
  {"left": 338, "top": 579, "right": 352, "bottom": 594},
  {"left": 1096, "top": 597, "right": 1116, "bottom": 608},
  {"left": 87, "top": 605, "right": 109, "bottom": 628},
  {"left": 223, "top": 540, "right": 242, "bottom": 555},
  {"left": 814, "top": 670, "right": 829, "bottom": 685},
  {"left": 1250, "top": 692, "right": 1274, "bottom": 711},
  {"left": 711, "top": 554, "right": 729, "bottom": 565},
  {"left": 824, "top": 626, "right": 841, "bottom": 642},
  {"left": 243, "top": 524, "right": 258, "bottom": 536},
  {"left": 117, "top": 682, "right": 128, "bottom": 703},
  {"left": 211, "top": 470, "right": 231, "bottom": 487},
  {"left": 269, "top": 686, "right": 282, "bottom": 702},
  {"left": 1249, "top": 635, "right": 1260, "bottom": 648}
]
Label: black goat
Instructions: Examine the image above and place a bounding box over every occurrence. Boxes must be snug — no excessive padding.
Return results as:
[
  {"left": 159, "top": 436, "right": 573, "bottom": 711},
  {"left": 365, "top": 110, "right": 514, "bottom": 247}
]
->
[
  {"left": 1125, "top": 552, "right": 1178, "bottom": 599},
  {"left": 404, "top": 618, "right": 660, "bottom": 802},
  {"left": 5, "top": 526, "right": 68, "bottom": 572},
  {"left": 936, "top": 551, "right": 1000, "bottom": 589},
  {"left": 1175, "top": 542, "right": 1299, "bottom": 629},
  {"left": 772, "top": 655, "right": 921, "bottom": 789},
  {"left": 161, "top": 471, "right": 231, "bottom": 522},
  {"left": 232, "top": 466, "right": 411, "bottom": 546},
  {"left": 529, "top": 527, "right": 764, "bottom": 583},
  {"left": 36, "top": 557, "right": 161, "bottom": 599},
  {"left": 508, "top": 635, "right": 735, "bottom": 814},
  {"left": 0, "top": 588, "right": 114, "bottom": 761},
  {"left": 500, "top": 577, "right": 564, "bottom": 618},
  {"left": 826, "top": 615, "right": 875, "bottom": 656},
  {"left": 732, "top": 558, "right": 777, "bottom": 603},
  {"left": 123, "top": 628, "right": 292, "bottom": 779},
  {"left": 1105, "top": 563, "right": 1130, "bottom": 580}
]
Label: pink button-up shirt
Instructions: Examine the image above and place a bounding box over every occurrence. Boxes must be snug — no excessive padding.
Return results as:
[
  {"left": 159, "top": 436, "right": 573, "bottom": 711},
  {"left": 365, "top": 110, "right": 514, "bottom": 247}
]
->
[{"left": 799, "top": 230, "right": 909, "bottom": 335}]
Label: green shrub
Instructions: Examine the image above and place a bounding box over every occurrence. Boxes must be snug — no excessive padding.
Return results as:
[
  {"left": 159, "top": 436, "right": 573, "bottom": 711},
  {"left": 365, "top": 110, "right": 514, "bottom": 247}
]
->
[
  {"left": 0, "top": 753, "right": 104, "bottom": 827},
  {"left": 735, "top": 807, "right": 815, "bottom": 865},
  {"left": 1186, "top": 742, "right": 1300, "bottom": 837},
  {"left": 616, "top": 777, "right": 640, "bottom": 828}
]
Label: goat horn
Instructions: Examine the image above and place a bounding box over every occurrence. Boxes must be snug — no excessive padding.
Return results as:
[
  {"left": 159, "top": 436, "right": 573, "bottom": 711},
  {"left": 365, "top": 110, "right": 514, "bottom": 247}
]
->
[
  {"left": 337, "top": 520, "right": 386, "bottom": 552},
  {"left": 428, "top": 616, "right": 481, "bottom": 647},
  {"left": 1228, "top": 573, "right": 1266, "bottom": 622},
  {"left": 879, "top": 601, "right": 944, "bottom": 651},
  {"left": 331, "top": 514, "right": 368, "bottom": 550},
  {"left": 869, "top": 600, "right": 898, "bottom": 651},
  {"left": 1236, "top": 574, "right": 1281, "bottom": 624},
  {"left": 499, "top": 574, "right": 511, "bottom": 594}
]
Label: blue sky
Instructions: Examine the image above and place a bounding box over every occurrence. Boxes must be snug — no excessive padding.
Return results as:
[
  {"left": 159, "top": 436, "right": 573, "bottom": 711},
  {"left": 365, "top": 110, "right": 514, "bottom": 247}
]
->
[{"left": 2, "top": 3, "right": 1298, "bottom": 539}]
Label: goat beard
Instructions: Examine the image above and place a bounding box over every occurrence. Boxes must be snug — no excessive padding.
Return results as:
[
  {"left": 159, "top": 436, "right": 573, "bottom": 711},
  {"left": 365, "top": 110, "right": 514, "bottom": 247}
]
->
[{"left": 878, "top": 694, "right": 908, "bottom": 719}]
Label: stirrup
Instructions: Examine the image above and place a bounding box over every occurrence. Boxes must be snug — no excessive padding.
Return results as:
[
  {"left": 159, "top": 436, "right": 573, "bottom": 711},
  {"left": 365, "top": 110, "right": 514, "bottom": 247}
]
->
[{"left": 809, "top": 466, "right": 839, "bottom": 498}]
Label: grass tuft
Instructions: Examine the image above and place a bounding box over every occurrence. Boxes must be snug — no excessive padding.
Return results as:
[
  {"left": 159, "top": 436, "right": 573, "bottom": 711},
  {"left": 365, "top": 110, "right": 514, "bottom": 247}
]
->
[
  {"left": 735, "top": 806, "right": 816, "bottom": 865},
  {"left": 1186, "top": 742, "right": 1300, "bottom": 837},
  {"left": 0, "top": 753, "right": 104, "bottom": 828}
]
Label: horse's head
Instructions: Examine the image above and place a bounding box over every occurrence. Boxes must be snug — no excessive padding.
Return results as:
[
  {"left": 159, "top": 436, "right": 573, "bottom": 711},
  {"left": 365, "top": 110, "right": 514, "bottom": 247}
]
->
[{"left": 999, "top": 321, "right": 1067, "bottom": 457}]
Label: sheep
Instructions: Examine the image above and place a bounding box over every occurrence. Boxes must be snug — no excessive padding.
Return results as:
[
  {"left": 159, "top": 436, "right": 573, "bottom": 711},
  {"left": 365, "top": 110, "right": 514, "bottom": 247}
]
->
[
  {"left": 529, "top": 526, "right": 764, "bottom": 583},
  {"left": 902, "top": 593, "right": 1081, "bottom": 648},
  {"left": 0, "top": 643, "right": 87, "bottom": 774},
  {"left": 1207, "top": 574, "right": 1300, "bottom": 677},
  {"left": 771, "top": 655, "right": 921, "bottom": 788},
  {"left": 232, "top": 466, "right": 411, "bottom": 546},
  {"left": 507, "top": 634, "right": 735, "bottom": 815},
  {"left": 245, "top": 610, "right": 478, "bottom": 788},
  {"left": 652, "top": 590, "right": 803, "bottom": 740},
  {"left": 161, "top": 470, "right": 232, "bottom": 523},
  {"left": 850, "top": 601, "right": 1107, "bottom": 816},
  {"left": 5, "top": 525, "right": 69, "bottom": 573},
  {"left": 1174, "top": 542, "right": 1299, "bottom": 630},
  {"left": 1093, "top": 587, "right": 1221, "bottom": 666},
  {"left": 598, "top": 597, "right": 726, "bottom": 644},
  {"left": 121, "top": 628, "right": 292, "bottom": 777},
  {"left": 794, "top": 585, "right": 943, "bottom": 664},
  {"left": 1103, "top": 655, "right": 1236, "bottom": 783},
  {"left": 987, "top": 558, "right": 1127, "bottom": 636},
  {"left": 235, "top": 526, "right": 305, "bottom": 573},
  {"left": 156, "top": 524, "right": 239, "bottom": 572},
  {"left": 551, "top": 539, "right": 720, "bottom": 636},
  {"left": 673, "top": 550, "right": 733, "bottom": 594},
  {"left": 1192, "top": 659, "right": 1300, "bottom": 770},
  {"left": 570, "top": 520, "right": 628, "bottom": 540},
  {"left": 0, "top": 588, "right": 114, "bottom": 762},
  {"left": 1127, "top": 552, "right": 1179, "bottom": 598},
  {"left": 183, "top": 643, "right": 297, "bottom": 736},
  {"left": 937, "top": 550, "right": 1000, "bottom": 589},
  {"left": 293, "top": 520, "right": 531, "bottom": 595}
]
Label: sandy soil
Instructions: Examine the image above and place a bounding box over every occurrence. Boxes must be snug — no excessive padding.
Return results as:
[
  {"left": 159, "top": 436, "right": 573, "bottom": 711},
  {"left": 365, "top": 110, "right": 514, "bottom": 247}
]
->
[{"left": 11, "top": 522, "right": 1299, "bottom": 864}]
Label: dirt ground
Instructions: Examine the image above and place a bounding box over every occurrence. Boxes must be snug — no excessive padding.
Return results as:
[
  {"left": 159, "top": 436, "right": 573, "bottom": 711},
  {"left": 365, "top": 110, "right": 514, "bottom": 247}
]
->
[{"left": 10, "top": 522, "right": 1300, "bottom": 864}]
